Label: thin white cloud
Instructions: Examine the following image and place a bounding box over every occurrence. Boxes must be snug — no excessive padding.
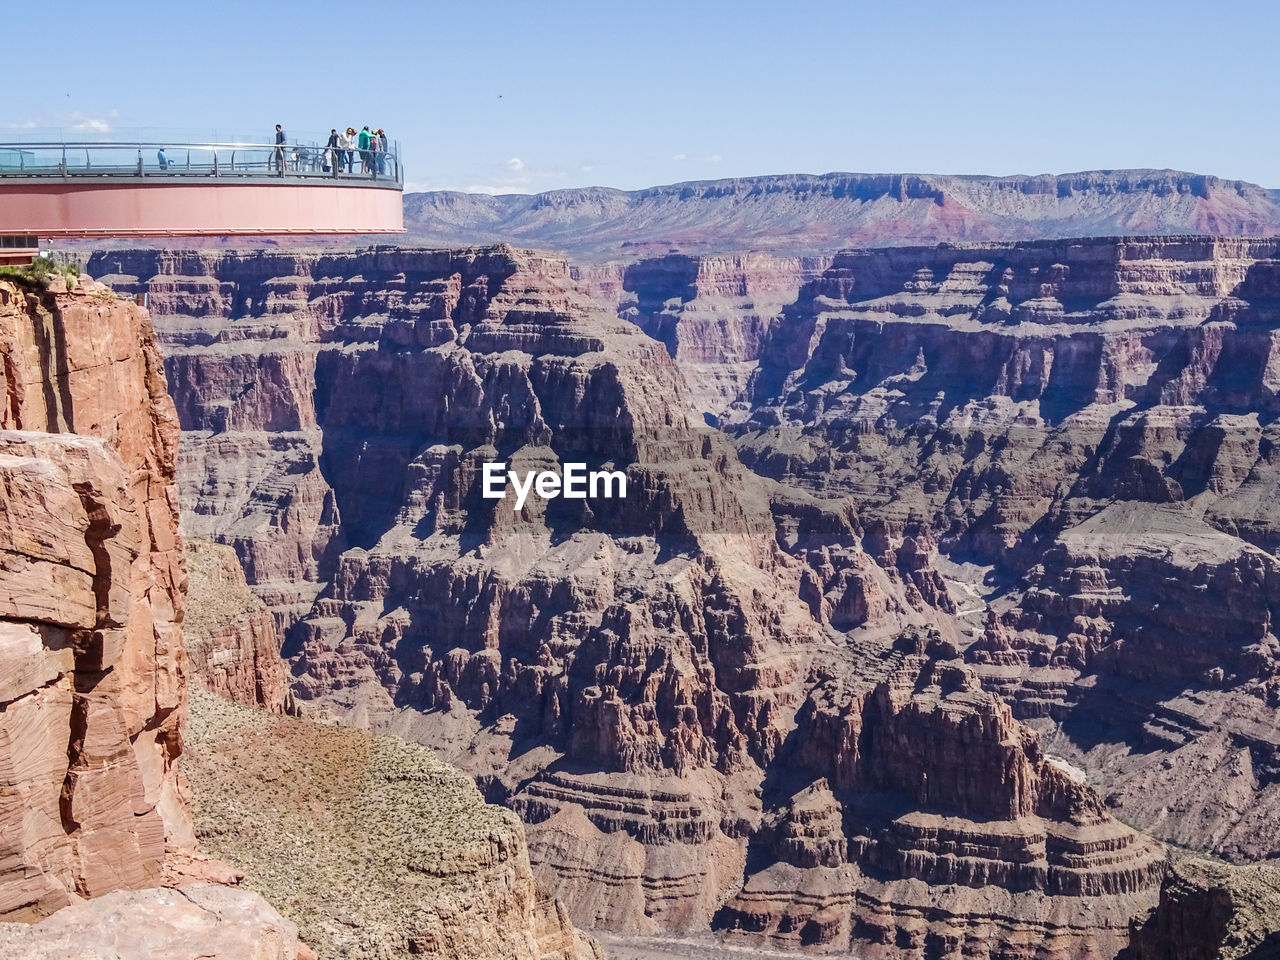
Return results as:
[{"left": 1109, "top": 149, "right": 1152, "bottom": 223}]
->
[
  {"left": 707, "top": 154, "right": 723, "bottom": 163},
  {"left": 457, "top": 157, "right": 568, "bottom": 195},
  {"left": 6, "top": 110, "right": 120, "bottom": 137},
  {"left": 672, "top": 153, "right": 688, "bottom": 162}
]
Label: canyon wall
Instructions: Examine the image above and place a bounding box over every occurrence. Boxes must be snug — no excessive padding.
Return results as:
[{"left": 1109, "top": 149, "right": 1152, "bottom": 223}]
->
[
  {"left": 1124, "top": 857, "right": 1280, "bottom": 960},
  {"left": 0, "top": 276, "right": 192, "bottom": 920},
  {"left": 0, "top": 270, "right": 600, "bottom": 960},
  {"left": 728, "top": 236, "right": 1280, "bottom": 866},
  {"left": 605, "top": 253, "right": 832, "bottom": 416},
  {"left": 87, "top": 244, "right": 1188, "bottom": 956}
]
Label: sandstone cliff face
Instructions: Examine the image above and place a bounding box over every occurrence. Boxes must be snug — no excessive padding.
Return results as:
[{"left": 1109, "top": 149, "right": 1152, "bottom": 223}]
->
[
  {"left": 183, "top": 538, "right": 287, "bottom": 713},
  {"left": 0, "top": 278, "right": 191, "bottom": 920},
  {"left": 717, "top": 641, "right": 1165, "bottom": 958},
  {"left": 85, "top": 245, "right": 1181, "bottom": 956}
]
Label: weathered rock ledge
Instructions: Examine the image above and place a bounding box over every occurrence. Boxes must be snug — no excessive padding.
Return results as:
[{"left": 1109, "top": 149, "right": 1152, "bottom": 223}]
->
[{"left": 0, "top": 277, "right": 190, "bottom": 920}]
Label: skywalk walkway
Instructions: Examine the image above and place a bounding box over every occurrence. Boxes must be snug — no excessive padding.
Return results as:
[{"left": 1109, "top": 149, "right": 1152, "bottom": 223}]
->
[{"left": 0, "top": 141, "right": 405, "bottom": 244}]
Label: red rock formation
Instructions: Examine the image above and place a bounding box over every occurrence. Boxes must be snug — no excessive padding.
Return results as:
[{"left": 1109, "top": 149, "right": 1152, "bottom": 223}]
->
[
  {"left": 612, "top": 253, "right": 833, "bottom": 416},
  {"left": 718, "top": 649, "right": 1165, "bottom": 957},
  {"left": 1125, "top": 858, "right": 1280, "bottom": 960},
  {"left": 0, "top": 277, "right": 191, "bottom": 919}
]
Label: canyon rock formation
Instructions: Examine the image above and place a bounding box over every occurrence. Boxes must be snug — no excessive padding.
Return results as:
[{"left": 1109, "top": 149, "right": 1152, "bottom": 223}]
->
[
  {"left": 402, "top": 171, "right": 1280, "bottom": 259},
  {"left": 1, "top": 272, "right": 592, "bottom": 960},
  {"left": 1126, "top": 857, "right": 1280, "bottom": 960},
  {"left": 605, "top": 253, "right": 832, "bottom": 417},
  {"left": 87, "top": 242, "right": 1259, "bottom": 955},
  {"left": 0, "top": 276, "right": 192, "bottom": 920},
  {"left": 184, "top": 686, "right": 602, "bottom": 960},
  {"left": 184, "top": 538, "right": 287, "bottom": 713},
  {"left": 725, "top": 237, "right": 1280, "bottom": 871}
]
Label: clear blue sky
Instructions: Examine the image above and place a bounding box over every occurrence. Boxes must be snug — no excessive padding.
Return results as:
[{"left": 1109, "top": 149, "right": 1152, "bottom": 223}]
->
[{"left": 7, "top": 0, "right": 1278, "bottom": 193}]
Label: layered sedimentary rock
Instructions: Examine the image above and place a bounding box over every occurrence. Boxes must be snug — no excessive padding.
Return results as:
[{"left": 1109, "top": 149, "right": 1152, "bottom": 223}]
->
[
  {"left": 183, "top": 538, "right": 287, "bottom": 712},
  {"left": 402, "top": 171, "right": 1280, "bottom": 259},
  {"left": 727, "top": 236, "right": 1280, "bottom": 865},
  {"left": 0, "top": 277, "right": 191, "bottom": 920},
  {"left": 185, "top": 687, "right": 601, "bottom": 960},
  {"left": 0, "top": 885, "right": 305, "bottom": 960},
  {"left": 87, "top": 245, "right": 1182, "bottom": 954},
  {"left": 719, "top": 644, "right": 1165, "bottom": 958},
  {"left": 1126, "top": 858, "right": 1280, "bottom": 960},
  {"left": 607, "top": 254, "right": 832, "bottom": 416}
]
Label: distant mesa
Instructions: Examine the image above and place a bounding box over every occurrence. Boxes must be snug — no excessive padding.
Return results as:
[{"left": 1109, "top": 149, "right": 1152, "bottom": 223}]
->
[{"left": 402, "top": 169, "right": 1280, "bottom": 259}]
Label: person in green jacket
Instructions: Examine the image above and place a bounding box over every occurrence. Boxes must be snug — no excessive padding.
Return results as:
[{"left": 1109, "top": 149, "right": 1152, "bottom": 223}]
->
[{"left": 358, "top": 126, "right": 372, "bottom": 174}]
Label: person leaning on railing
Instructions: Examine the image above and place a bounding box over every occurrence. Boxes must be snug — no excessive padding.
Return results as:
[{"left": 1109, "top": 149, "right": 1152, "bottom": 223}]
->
[
  {"left": 357, "top": 126, "right": 372, "bottom": 174},
  {"left": 325, "top": 129, "right": 339, "bottom": 174}
]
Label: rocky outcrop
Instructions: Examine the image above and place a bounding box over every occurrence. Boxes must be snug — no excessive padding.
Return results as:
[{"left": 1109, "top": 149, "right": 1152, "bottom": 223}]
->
[
  {"left": 184, "top": 686, "right": 601, "bottom": 960},
  {"left": 0, "top": 884, "right": 305, "bottom": 960},
  {"left": 402, "top": 171, "right": 1280, "bottom": 259},
  {"left": 0, "top": 278, "right": 191, "bottom": 920},
  {"left": 183, "top": 538, "right": 287, "bottom": 713},
  {"left": 1125, "top": 858, "right": 1280, "bottom": 960},
  {"left": 717, "top": 647, "right": 1166, "bottom": 958}
]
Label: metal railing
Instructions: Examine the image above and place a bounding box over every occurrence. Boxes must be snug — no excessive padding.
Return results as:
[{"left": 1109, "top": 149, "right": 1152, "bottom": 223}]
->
[{"left": 0, "top": 141, "right": 403, "bottom": 187}]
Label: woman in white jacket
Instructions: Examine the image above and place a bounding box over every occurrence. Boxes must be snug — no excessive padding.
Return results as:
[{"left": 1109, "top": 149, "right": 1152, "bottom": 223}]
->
[{"left": 339, "top": 128, "right": 355, "bottom": 173}]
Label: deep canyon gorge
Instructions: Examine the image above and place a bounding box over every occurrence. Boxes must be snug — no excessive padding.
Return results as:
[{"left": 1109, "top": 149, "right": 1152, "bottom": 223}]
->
[
  {"left": 78, "top": 229, "right": 1280, "bottom": 956},
  {"left": 4, "top": 169, "right": 1280, "bottom": 959}
]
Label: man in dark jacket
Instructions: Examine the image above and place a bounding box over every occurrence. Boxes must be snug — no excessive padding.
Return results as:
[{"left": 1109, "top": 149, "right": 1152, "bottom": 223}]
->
[
  {"left": 273, "top": 124, "right": 286, "bottom": 172},
  {"left": 325, "top": 129, "right": 339, "bottom": 174}
]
